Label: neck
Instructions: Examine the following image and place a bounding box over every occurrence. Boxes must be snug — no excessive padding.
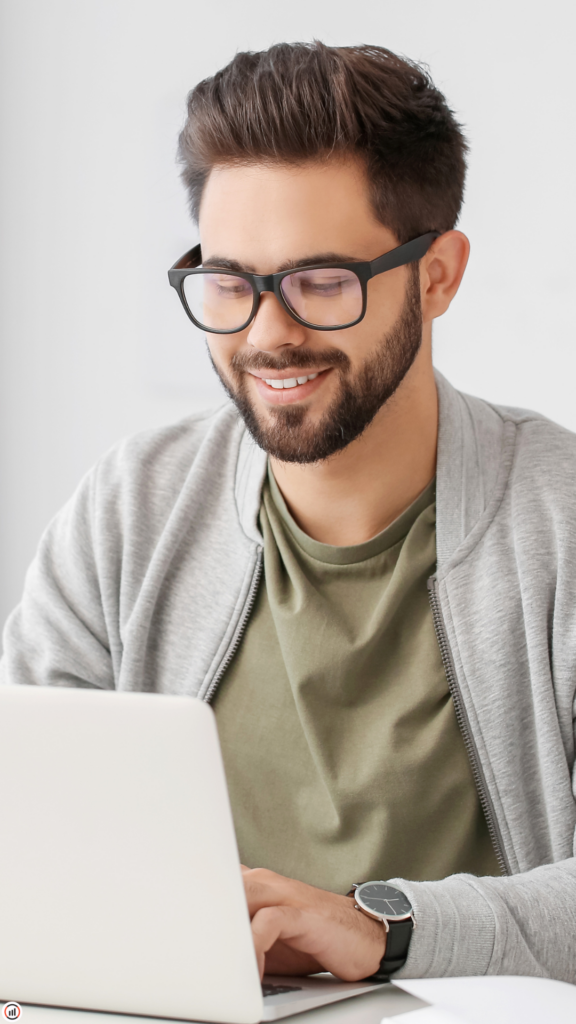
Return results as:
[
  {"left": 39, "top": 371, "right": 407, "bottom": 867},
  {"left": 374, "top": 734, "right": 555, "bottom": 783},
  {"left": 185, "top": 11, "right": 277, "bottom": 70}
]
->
[{"left": 270, "top": 334, "right": 438, "bottom": 546}]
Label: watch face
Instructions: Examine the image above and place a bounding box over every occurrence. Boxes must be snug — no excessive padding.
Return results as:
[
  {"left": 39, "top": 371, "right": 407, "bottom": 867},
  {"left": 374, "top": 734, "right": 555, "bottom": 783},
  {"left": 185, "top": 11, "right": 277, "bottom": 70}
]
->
[{"left": 356, "top": 882, "right": 413, "bottom": 920}]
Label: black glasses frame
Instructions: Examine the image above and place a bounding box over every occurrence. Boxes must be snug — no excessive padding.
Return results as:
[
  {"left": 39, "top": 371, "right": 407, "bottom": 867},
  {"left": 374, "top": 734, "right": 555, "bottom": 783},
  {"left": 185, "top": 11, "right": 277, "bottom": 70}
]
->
[{"left": 168, "top": 231, "right": 440, "bottom": 334}]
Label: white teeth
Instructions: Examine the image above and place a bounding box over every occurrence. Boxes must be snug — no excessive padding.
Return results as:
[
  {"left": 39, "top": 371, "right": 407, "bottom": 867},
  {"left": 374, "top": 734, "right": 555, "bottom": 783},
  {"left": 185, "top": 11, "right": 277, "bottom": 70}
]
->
[{"left": 263, "top": 372, "right": 320, "bottom": 389}]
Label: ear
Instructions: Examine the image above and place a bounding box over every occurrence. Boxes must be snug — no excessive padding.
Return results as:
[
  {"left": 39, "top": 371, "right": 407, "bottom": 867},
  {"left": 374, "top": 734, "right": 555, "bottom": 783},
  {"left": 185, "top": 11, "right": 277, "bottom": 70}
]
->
[{"left": 420, "top": 230, "right": 470, "bottom": 323}]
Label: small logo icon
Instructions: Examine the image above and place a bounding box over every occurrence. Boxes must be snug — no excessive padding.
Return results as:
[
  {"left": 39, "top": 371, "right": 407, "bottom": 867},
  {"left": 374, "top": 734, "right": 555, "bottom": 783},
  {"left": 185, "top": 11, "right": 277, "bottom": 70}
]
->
[{"left": 2, "top": 1004, "right": 21, "bottom": 1020}]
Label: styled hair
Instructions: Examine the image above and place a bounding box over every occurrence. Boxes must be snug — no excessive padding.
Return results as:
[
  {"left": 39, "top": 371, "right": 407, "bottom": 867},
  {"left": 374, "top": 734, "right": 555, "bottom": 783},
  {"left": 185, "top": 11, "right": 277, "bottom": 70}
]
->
[{"left": 178, "top": 41, "right": 467, "bottom": 243}]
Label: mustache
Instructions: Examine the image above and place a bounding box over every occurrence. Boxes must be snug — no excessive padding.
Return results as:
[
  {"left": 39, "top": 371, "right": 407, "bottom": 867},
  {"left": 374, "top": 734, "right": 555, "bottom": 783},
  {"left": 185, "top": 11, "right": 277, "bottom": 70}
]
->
[{"left": 230, "top": 347, "right": 350, "bottom": 374}]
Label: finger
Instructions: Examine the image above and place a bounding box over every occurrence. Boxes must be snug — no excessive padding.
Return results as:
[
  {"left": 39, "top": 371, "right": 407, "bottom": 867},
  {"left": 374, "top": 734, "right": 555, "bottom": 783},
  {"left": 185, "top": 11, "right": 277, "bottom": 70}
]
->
[
  {"left": 242, "top": 868, "right": 281, "bottom": 915},
  {"left": 242, "top": 867, "right": 311, "bottom": 915},
  {"left": 260, "top": 937, "right": 323, "bottom": 978},
  {"left": 240, "top": 864, "right": 251, "bottom": 873},
  {"left": 251, "top": 905, "right": 306, "bottom": 979}
]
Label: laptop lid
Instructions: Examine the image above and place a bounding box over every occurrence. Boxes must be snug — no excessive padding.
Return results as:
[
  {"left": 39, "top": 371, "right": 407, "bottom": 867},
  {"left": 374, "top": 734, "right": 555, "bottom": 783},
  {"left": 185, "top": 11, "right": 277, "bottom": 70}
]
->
[{"left": 0, "top": 686, "right": 263, "bottom": 1024}]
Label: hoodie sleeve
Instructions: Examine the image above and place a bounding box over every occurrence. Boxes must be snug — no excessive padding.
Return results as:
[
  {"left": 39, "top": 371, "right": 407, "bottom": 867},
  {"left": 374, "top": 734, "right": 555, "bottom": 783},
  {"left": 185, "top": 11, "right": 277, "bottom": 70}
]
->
[
  {"left": 389, "top": 856, "right": 576, "bottom": 982},
  {"left": 0, "top": 462, "right": 117, "bottom": 691}
]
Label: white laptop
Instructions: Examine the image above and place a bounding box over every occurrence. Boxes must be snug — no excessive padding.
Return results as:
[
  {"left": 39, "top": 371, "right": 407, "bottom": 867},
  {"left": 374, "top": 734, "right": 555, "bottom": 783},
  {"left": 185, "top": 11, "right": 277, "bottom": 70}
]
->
[{"left": 0, "top": 686, "right": 389, "bottom": 1023}]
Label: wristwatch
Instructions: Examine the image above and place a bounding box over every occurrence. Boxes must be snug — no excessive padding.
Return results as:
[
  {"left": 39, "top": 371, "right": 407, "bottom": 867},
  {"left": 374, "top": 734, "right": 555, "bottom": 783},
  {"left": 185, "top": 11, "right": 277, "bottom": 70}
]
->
[{"left": 347, "top": 881, "right": 415, "bottom": 981}]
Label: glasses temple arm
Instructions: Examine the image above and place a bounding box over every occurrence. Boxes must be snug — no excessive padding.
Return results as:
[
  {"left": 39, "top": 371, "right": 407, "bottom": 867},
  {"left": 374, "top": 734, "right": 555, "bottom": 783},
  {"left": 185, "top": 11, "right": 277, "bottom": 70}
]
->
[
  {"left": 369, "top": 232, "right": 440, "bottom": 277},
  {"left": 170, "top": 243, "right": 202, "bottom": 272}
]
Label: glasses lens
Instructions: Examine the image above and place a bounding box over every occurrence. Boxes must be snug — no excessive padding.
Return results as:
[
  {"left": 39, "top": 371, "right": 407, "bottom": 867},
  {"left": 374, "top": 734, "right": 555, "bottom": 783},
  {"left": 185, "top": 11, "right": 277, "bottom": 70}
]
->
[
  {"left": 280, "top": 268, "right": 363, "bottom": 327},
  {"left": 182, "top": 272, "right": 254, "bottom": 332}
]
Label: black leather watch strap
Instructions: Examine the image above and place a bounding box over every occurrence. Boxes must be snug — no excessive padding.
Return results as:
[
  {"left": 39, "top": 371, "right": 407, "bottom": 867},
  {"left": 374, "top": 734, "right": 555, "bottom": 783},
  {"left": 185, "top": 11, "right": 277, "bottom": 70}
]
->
[{"left": 367, "top": 918, "right": 414, "bottom": 981}]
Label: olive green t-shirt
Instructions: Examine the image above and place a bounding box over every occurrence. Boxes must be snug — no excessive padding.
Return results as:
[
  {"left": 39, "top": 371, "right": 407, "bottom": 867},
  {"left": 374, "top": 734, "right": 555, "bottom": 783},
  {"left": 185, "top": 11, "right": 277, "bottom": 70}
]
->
[{"left": 213, "top": 469, "right": 499, "bottom": 893}]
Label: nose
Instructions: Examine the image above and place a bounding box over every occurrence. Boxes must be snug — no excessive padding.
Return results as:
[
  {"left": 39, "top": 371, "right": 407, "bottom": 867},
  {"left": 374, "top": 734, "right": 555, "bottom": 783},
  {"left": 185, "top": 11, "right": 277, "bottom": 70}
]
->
[{"left": 246, "top": 291, "right": 307, "bottom": 352}]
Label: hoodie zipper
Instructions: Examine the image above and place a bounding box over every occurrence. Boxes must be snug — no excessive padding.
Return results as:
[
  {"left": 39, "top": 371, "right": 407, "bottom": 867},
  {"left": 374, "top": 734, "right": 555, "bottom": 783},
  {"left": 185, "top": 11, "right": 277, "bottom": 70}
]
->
[
  {"left": 428, "top": 575, "right": 509, "bottom": 877},
  {"left": 203, "top": 550, "right": 264, "bottom": 705}
]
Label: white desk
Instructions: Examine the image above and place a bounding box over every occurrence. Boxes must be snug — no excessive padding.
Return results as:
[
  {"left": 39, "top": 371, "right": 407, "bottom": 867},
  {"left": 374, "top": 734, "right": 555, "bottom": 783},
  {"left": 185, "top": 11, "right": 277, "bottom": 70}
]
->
[
  {"left": 15, "top": 987, "right": 427, "bottom": 1024},
  {"left": 16, "top": 975, "right": 576, "bottom": 1024}
]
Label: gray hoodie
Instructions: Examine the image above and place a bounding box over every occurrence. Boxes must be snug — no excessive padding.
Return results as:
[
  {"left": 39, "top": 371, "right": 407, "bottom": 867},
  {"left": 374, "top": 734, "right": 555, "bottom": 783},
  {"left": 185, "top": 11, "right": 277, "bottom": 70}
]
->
[{"left": 2, "top": 371, "right": 576, "bottom": 982}]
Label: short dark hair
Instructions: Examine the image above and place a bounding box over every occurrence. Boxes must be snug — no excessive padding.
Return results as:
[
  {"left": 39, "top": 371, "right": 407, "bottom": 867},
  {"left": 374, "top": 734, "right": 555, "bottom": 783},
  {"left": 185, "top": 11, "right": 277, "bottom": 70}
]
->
[{"left": 178, "top": 41, "right": 467, "bottom": 244}]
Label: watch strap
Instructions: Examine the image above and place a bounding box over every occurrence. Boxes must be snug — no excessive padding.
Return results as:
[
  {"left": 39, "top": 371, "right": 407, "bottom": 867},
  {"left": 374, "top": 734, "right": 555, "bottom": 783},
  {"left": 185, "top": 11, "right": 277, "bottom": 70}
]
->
[{"left": 368, "top": 917, "right": 414, "bottom": 981}]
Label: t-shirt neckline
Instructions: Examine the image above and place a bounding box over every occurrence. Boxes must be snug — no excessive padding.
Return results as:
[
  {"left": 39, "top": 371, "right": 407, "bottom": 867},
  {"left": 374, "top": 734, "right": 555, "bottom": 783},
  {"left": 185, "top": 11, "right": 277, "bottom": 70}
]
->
[{"left": 266, "top": 463, "right": 436, "bottom": 566}]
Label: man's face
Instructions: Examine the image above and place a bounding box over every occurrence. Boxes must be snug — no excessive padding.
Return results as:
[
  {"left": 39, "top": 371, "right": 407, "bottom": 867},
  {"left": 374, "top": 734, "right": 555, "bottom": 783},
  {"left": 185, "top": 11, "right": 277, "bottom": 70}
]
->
[{"left": 198, "top": 158, "right": 423, "bottom": 463}]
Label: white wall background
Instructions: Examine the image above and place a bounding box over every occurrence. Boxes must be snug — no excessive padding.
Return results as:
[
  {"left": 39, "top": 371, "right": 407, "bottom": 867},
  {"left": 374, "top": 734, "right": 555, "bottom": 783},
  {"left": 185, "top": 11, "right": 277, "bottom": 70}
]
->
[{"left": 1, "top": 0, "right": 575, "bottom": 629}]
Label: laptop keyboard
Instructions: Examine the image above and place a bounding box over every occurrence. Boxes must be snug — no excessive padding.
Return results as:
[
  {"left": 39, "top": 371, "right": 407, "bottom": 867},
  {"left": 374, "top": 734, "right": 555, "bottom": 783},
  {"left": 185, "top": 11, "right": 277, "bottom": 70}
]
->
[{"left": 262, "top": 984, "right": 304, "bottom": 997}]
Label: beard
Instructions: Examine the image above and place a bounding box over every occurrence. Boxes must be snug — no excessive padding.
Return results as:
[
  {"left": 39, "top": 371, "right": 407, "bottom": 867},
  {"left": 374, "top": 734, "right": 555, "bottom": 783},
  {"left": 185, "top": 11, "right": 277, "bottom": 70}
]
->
[{"left": 210, "top": 266, "right": 423, "bottom": 464}]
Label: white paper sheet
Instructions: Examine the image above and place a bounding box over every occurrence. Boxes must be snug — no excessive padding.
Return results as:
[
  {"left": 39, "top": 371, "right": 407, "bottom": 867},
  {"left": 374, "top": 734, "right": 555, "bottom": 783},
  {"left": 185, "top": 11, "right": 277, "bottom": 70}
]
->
[
  {"left": 389, "top": 1008, "right": 465, "bottom": 1023},
  {"left": 392, "top": 975, "right": 576, "bottom": 1024}
]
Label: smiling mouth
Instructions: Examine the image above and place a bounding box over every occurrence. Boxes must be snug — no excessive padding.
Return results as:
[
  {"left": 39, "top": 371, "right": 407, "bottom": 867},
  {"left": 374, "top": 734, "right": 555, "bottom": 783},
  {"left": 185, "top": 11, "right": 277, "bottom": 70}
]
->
[{"left": 262, "top": 373, "right": 319, "bottom": 390}]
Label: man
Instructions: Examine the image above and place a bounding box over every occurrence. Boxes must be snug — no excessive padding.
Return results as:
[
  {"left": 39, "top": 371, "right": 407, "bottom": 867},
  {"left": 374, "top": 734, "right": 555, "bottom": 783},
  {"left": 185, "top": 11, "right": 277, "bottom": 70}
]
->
[{"left": 2, "top": 41, "right": 576, "bottom": 984}]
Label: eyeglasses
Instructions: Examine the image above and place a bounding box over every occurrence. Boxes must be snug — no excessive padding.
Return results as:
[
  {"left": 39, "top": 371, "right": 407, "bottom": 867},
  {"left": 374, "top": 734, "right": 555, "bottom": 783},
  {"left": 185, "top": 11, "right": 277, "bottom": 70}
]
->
[{"left": 168, "top": 231, "right": 439, "bottom": 334}]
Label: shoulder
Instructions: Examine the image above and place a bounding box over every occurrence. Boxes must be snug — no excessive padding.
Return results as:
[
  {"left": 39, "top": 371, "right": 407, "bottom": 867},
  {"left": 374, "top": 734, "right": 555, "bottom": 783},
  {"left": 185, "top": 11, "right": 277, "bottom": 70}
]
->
[
  {"left": 438, "top": 370, "right": 576, "bottom": 534},
  {"left": 96, "top": 402, "right": 240, "bottom": 485},
  {"left": 467, "top": 397, "right": 576, "bottom": 530},
  {"left": 81, "top": 402, "right": 246, "bottom": 531},
  {"left": 449, "top": 369, "right": 576, "bottom": 474},
  {"left": 486, "top": 399, "right": 576, "bottom": 478},
  {"left": 438, "top": 371, "right": 576, "bottom": 462}
]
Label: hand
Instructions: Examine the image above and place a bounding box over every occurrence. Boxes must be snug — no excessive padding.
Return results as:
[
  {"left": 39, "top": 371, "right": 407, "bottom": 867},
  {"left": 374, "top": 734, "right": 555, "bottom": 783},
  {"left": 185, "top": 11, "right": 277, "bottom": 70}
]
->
[{"left": 241, "top": 866, "right": 386, "bottom": 981}]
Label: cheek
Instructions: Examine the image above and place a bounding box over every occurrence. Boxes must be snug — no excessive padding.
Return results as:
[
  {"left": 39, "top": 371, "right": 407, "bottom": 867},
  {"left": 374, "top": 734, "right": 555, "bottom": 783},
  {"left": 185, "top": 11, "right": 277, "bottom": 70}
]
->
[
  {"left": 328, "top": 325, "right": 374, "bottom": 371},
  {"left": 206, "top": 331, "right": 250, "bottom": 371},
  {"left": 315, "top": 274, "right": 407, "bottom": 369},
  {"left": 364, "top": 271, "right": 407, "bottom": 330}
]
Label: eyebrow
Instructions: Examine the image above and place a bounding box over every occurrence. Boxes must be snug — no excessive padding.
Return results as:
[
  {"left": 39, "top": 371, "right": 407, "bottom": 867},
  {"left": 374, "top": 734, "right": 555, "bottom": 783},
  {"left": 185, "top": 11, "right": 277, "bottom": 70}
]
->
[{"left": 201, "top": 252, "right": 364, "bottom": 273}]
